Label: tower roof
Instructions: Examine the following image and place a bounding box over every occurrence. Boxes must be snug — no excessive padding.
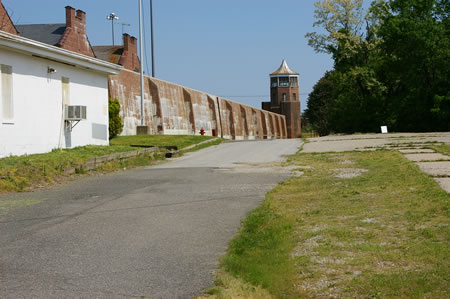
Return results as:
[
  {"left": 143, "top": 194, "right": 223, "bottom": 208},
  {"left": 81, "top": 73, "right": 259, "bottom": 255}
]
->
[{"left": 270, "top": 59, "right": 299, "bottom": 76}]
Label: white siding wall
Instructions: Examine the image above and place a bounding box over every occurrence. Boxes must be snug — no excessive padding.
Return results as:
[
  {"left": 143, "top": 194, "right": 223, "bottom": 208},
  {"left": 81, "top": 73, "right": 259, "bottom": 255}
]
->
[{"left": 0, "top": 48, "right": 109, "bottom": 158}]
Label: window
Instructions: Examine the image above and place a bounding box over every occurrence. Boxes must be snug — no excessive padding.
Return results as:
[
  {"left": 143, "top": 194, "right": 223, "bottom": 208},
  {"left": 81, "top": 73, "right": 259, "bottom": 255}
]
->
[
  {"left": 271, "top": 77, "right": 278, "bottom": 88},
  {"left": 282, "top": 93, "right": 287, "bottom": 101},
  {"left": 293, "top": 93, "right": 297, "bottom": 101},
  {"left": 290, "top": 77, "right": 298, "bottom": 87},
  {"left": 1, "top": 65, "right": 13, "bottom": 122},
  {"left": 279, "top": 77, "right": 289, "bottom": 87}
]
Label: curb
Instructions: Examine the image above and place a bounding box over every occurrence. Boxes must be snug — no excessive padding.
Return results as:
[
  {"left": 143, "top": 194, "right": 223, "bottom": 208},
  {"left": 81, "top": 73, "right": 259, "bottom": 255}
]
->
[
  {"left": 181, "top": 138, "right": 219, "bottom": 151},
  {"left": 64, "top": 147, "right": 158, "bottom": 175}
]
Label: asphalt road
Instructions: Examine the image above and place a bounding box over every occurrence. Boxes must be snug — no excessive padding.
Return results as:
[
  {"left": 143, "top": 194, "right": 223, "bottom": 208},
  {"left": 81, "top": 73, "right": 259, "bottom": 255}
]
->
[{"left": 0, "top": 139, "right": 301, "bottom": 298}]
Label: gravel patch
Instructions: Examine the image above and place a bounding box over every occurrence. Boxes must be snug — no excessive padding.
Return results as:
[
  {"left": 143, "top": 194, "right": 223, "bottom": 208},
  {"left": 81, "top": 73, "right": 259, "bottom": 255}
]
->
[{"left": 333, "top": 168, "right": 368, "bottom": 179}]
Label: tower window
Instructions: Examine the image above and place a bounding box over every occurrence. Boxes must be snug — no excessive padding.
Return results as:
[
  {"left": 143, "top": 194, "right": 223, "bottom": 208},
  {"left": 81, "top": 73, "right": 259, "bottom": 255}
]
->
[
  {"left": 282, "top": 93, "right": 287, "bottom": 101},
  {"left": 271, "top": 77, "right": 278, "bottom": 87},
  {"left": 293, "top": 93, "right": 296, "bottom": 101},
  {"left": 279, "top": 77, "right": 289, "bottom": 87},
  {"left": 290, "top": 77, "right": 298, "bottom": 87}
]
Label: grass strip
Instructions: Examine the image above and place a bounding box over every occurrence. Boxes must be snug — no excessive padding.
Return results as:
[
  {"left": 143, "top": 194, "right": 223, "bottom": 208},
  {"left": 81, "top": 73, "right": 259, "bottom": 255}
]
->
[
  {"left": 110, "top": 135, "right": 216, "bottom": 149},
  {"left": 0, "top": 145, "right": 140, "bottom": 193},
  {"left": 207, "top": 150, "right": 449, "bottom": 298},
  {"left": 207, "top": 192, "right": 298, "bottom": 298},
  {"left": 182, "top": 138, "right": 225, "bottom": 153}
]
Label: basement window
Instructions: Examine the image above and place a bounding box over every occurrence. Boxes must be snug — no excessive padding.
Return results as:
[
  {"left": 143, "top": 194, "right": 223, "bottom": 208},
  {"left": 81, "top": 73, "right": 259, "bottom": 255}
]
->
[{"left": 1, "top": 64, "right": 14, "bottom": 123}]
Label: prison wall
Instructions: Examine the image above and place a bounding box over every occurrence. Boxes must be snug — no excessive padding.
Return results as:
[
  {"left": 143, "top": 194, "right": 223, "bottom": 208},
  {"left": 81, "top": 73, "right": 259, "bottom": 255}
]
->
[{"left": 109, "top": 69, "right": 287, "bottom": 140}]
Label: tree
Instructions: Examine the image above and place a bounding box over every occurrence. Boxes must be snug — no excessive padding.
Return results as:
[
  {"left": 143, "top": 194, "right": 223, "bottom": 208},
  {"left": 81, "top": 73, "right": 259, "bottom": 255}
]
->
[
  {"left": 304, "top": 72, "right": 336, "bottom": 136},
  {"left": 306, "top": 0, "right": 449, "bottom": 133},
  {"left": 109, "top": 98, "right": 123, "bottom": 139},
  {"left": 376, "top": 0, "right": 450, "bottom": 131},
  {"left": 306, "top": 0, "right": 387, "bottom": 134},
  {"left": 306, "top": 0, "right": 365, "bottom": 56}
]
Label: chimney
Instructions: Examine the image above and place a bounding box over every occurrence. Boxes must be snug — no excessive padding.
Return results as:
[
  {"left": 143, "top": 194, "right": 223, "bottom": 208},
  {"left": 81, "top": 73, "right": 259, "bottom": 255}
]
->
[
  {"left": 65, "top": 6, "right": 75, "bottom": 28},
  {"left": 119, "top": 34, "right": 140, "bottom": 71},
  {"left": 123, "top": 33, "right": 131, "bottom": 52},
  {"left": 76, "top": 9, "right": 86, "bottom": 23}
]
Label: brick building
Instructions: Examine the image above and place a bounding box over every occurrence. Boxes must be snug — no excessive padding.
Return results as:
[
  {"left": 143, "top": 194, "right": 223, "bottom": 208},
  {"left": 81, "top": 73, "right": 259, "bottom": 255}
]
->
[
  {"left": 92, "top": 34, "right": 140, "bottom": 72},
  {"left": 262, "top": 60, "right": 301, "bottom": 138},
  {"left": 16, "top": 6, "right": 95, "bottom": 57}
]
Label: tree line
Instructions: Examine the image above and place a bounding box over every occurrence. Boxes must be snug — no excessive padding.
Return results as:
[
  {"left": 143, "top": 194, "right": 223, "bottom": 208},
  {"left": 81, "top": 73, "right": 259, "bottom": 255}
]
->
[{"left": 304, "top": 0, "right": 449, "bottom": 135}]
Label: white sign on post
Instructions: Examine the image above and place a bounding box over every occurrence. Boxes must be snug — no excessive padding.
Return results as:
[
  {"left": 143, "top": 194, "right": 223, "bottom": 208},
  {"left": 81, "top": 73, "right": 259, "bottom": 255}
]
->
[{"left": 381, "top": 126, "right": 388, "bottom": 134}]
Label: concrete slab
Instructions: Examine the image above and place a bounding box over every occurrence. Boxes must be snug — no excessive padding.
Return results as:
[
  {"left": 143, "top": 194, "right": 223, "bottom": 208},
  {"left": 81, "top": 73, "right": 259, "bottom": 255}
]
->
[
  {"left": 399, "top": 149, "right": 435, "bottom": 154},
  {"left": 404, "top": 153, "right": 450, "bottom": 162},
  {"left": 303, "top": 132, "right": 450, "bottom": 153},
  {"left": 435, "top": 178, "right": 450, "bottom": 193},
  {"left": 416, "top": 161, "right": 450, "bottom": 176}
]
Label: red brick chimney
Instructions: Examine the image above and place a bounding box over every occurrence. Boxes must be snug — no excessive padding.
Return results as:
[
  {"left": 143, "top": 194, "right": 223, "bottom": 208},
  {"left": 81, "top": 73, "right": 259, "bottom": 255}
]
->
[
  {"left": 65, "top": 6, "right": 75, "bottom": 28},
  {"left": 119, "top": 33, "right": 140, "bottom": 72},
  {"left": 58, "top": 6, "right": 94, "bottom": 57}
]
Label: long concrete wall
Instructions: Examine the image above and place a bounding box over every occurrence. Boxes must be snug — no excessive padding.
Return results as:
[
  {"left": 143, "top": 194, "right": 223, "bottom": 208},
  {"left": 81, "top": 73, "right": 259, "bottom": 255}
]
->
[{"left": 109, "top": 69, "right": 287, "bottom": 139}]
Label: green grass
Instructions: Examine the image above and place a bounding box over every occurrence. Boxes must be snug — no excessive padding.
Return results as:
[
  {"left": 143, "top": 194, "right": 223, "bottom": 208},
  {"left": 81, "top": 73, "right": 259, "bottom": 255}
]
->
[
  {"left": 221, "top": 198, "right": 298, "bottom": 297},
  {"left": 110, "top": 135, "right": 216, "bottom": 149},
  {"left": 209, "top": 150, "right": 449, "bottom": 298},
  {"left": 426, "top": 144, "right": 450, "bottom": 156},
  {"left": 0, "top": 145, "right": 140, "bottom": 193}
]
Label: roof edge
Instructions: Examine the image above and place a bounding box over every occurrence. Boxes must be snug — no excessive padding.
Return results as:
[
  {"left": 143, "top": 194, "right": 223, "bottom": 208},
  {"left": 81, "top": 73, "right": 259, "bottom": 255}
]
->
[{"left": 0, "top": 30, "right": 122, "bottom": 74}]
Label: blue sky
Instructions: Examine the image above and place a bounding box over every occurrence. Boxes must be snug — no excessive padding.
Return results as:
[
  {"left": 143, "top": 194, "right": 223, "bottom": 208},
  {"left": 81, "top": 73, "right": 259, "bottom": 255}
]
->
[{"left": 3, "top": 0, "right": 335, "bottom": 111}]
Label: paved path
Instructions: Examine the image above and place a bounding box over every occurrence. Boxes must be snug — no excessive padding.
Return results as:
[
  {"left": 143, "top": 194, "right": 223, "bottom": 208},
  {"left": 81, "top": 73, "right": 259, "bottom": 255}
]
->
[
  {"left": 0, "top": 139, "right": 301, "bottom": 298},
  {"left": 302, "top": 132, "right": 450, "bottom": 192}
]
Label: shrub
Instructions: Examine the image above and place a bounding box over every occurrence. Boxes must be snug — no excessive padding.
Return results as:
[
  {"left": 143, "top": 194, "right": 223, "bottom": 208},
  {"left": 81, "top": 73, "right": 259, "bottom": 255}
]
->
[{"left": 109, "top": 98, "right": 123, "bottom": 139}]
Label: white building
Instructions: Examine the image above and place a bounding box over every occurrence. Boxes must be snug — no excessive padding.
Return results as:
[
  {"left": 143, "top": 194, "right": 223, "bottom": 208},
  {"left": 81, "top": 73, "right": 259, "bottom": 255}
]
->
[{"left": 0, "top": 31, "right": 122, "bottom": 158}]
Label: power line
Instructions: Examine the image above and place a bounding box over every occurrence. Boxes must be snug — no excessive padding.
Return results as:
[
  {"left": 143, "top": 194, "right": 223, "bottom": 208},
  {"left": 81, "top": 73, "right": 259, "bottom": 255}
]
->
[{"left": 221, "top": 93, "right": 310, "bottom": 98}]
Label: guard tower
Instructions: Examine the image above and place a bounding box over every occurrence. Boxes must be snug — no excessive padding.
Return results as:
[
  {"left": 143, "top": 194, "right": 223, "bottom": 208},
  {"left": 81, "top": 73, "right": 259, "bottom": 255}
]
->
[{"left": 262, "top": 60, "right": 301, "bottom": 138}]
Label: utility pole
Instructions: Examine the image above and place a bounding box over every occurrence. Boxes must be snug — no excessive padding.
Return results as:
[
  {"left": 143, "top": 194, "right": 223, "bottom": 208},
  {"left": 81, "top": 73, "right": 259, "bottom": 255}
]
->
[
  {"left": 150, "top": 0, "right": 155, "bottom": 77},
  {"left": 106, "top": 12, "right": 119, "bottom": 46},
  {"left": 139, "top": 0, "right": 145, "bottom": 126}
]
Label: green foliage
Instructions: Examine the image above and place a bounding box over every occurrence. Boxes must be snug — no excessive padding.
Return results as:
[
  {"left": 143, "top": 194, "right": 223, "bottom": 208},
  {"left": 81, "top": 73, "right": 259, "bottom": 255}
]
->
[
  {"left": 304, "top": 72, "right": 336, "bottom": 135},
  {"left": 306, "top": 0, "right": 449, "bottom": 134},
  {"left": 109, "top": 98, "right": 123, "bottom": 139}
]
